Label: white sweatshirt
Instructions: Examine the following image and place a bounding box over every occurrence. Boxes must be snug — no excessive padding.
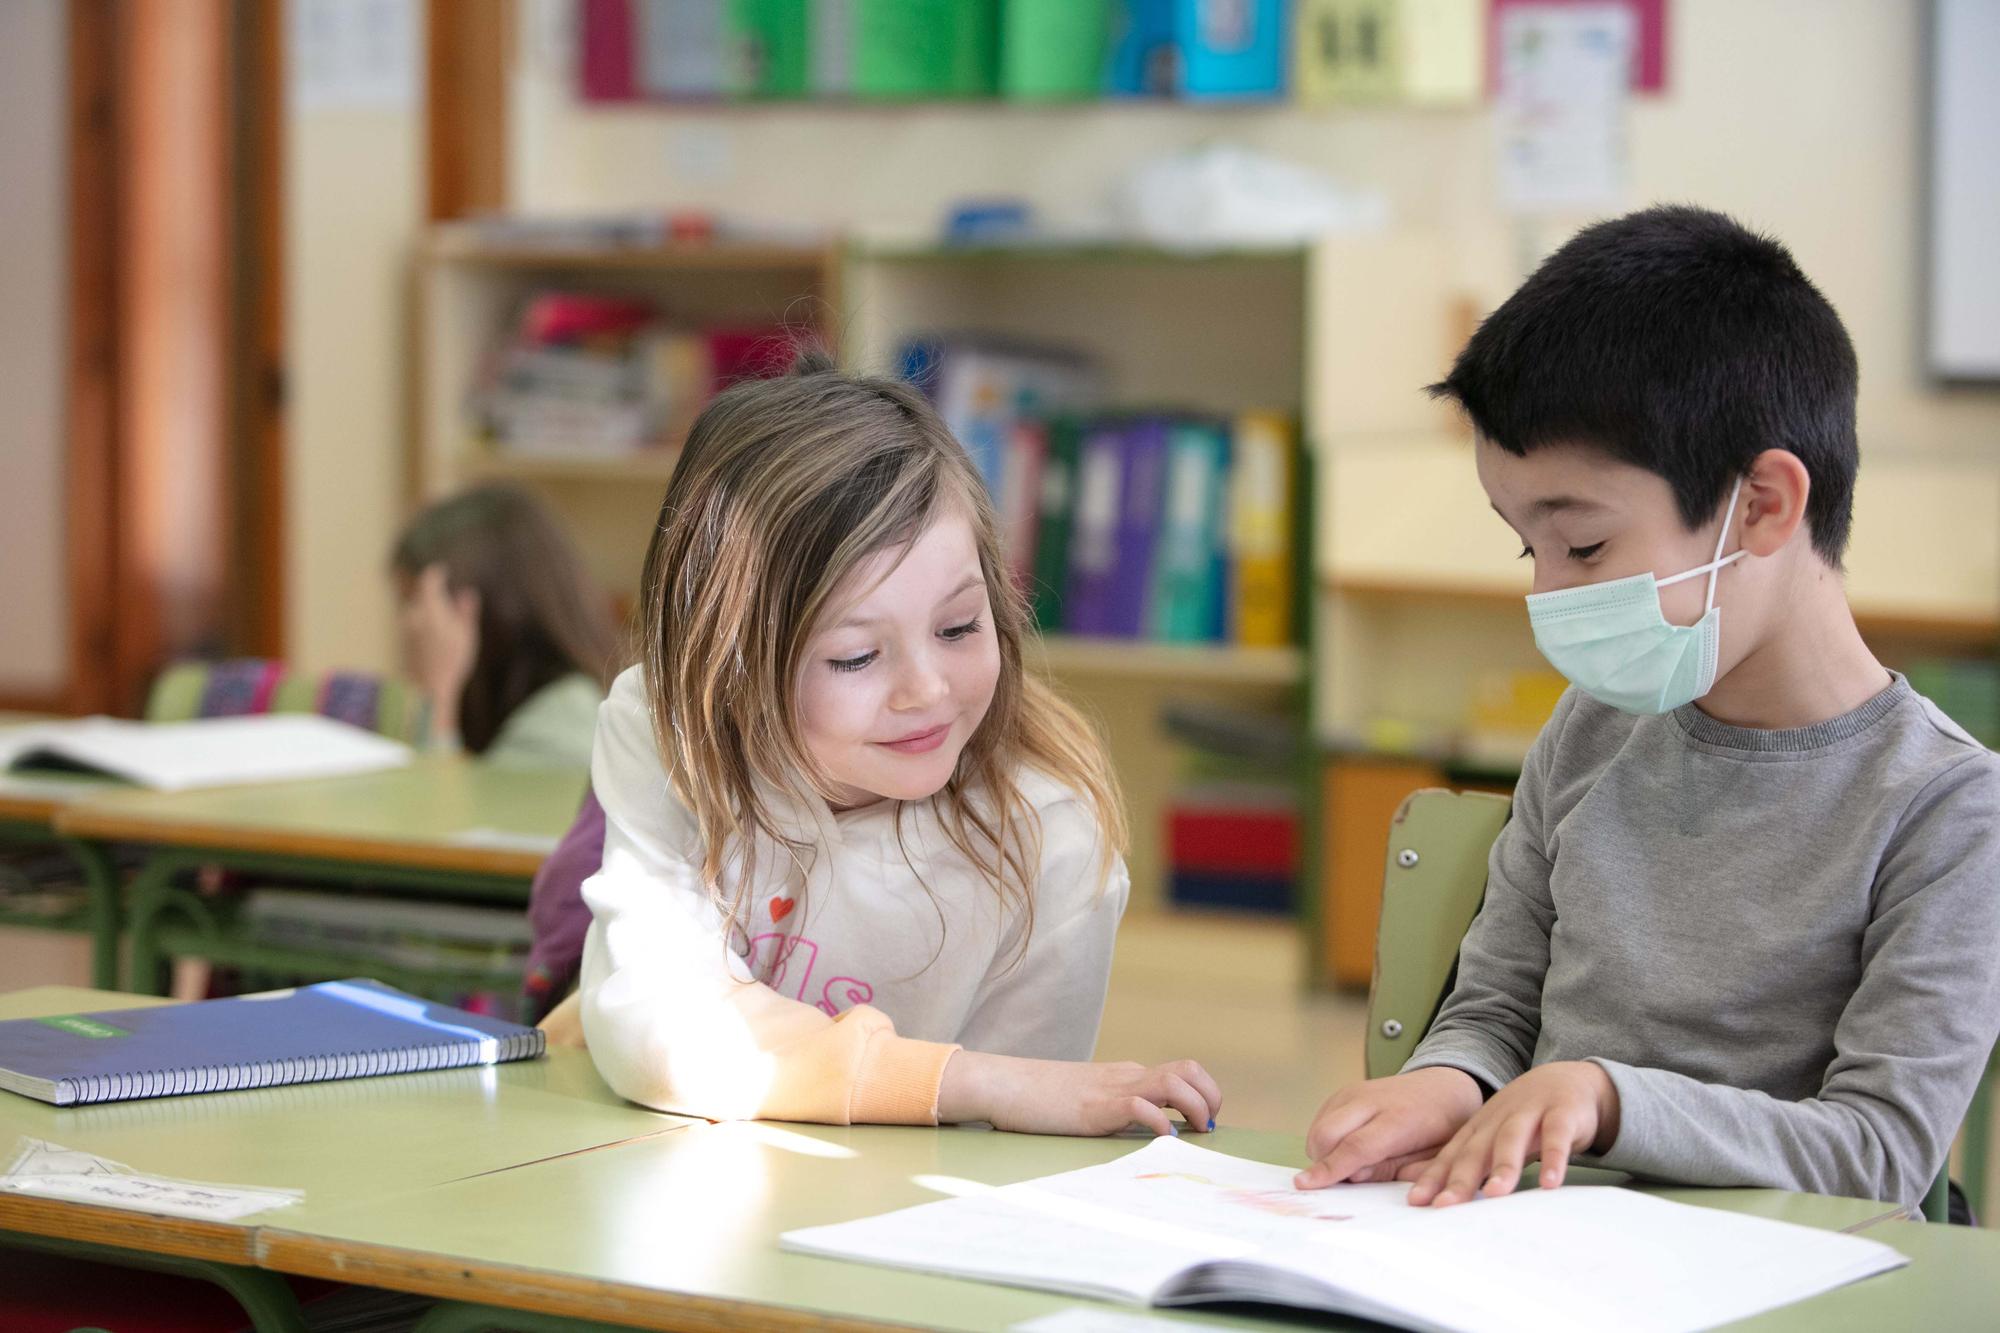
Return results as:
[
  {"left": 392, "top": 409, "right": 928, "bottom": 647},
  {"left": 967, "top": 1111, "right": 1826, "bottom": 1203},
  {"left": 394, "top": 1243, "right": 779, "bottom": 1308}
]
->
[{"left": 577, "top": 665, "right": 1130, "bottom": 1124}]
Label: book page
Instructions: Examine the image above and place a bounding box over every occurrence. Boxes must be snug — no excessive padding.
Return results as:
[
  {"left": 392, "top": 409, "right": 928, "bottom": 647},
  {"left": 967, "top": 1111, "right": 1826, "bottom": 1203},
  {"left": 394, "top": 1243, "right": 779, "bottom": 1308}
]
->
[
  {"left": 11, "top": 714, "right": 411, "bottom": 791},
  {"left": 1249, "top": 1182, "right": 1904, "bottom": 1333},
  {"left": 782, "top": 1137, "right": 1408, "bottom": 1304},
  {"left": 785, "top": 1138, "right": 1907, "bottom": 1333}
]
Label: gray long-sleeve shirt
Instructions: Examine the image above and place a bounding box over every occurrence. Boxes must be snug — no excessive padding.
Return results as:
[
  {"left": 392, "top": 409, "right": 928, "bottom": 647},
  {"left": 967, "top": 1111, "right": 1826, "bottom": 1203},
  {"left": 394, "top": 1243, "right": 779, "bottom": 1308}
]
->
[{"left": 1404, "top": 673, "right": 2000, "bottom": 1208}]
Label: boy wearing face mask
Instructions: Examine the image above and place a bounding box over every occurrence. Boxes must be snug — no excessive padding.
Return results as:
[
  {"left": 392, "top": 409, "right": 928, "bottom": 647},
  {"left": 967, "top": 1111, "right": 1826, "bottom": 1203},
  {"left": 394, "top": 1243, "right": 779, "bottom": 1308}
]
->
[{"left": 1296, "top": 205, "right": 2000, "bottom": 1213}]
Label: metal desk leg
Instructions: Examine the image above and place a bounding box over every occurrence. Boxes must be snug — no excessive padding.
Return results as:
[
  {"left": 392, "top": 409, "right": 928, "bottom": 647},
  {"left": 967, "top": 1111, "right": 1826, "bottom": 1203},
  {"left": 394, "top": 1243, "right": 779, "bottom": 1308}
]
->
[{"left": 61, "top": 837, "right": 122, "bottom": 990}]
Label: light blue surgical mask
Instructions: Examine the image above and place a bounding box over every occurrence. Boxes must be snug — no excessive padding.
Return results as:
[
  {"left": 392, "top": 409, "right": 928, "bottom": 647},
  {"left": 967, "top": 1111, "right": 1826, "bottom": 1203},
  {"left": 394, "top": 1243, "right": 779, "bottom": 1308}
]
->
[{"left": 1525, "top": 478, "right": 1747, "bottom": 715}]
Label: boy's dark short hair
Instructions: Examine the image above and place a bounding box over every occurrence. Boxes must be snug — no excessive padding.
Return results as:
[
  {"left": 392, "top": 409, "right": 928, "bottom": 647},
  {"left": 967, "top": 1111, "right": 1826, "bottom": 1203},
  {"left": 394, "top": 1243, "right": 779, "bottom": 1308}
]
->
[{"left": 1429, "top": 205, "right": 1859, "bottom": 563}]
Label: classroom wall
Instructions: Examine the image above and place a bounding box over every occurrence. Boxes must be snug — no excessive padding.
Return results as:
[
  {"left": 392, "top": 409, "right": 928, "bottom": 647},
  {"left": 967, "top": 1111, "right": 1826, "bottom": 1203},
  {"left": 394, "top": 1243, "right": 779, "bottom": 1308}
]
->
[
  {"left": 0, "top": 4, "right": 70, "bottom": 699},
  {"left": 506, "top": 0, "right": 2000, "bottom": 461},
  {"left": 283, "top": 14, "right": 424, "bottom": 678}
]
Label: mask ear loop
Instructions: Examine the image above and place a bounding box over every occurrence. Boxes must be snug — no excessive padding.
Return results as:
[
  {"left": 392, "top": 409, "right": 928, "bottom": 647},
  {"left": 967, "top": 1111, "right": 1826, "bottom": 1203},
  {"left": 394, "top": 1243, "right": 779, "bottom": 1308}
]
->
[{"left": 1702, "top": 476, "right": 1745, "bottom": 616}]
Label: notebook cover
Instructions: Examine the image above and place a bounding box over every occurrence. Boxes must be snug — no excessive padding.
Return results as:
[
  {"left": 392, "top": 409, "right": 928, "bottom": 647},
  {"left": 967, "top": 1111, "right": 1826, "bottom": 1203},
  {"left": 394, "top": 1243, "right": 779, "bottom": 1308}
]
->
[{"left": 0, "top": 980, "right": 543, "bottom": 1107}]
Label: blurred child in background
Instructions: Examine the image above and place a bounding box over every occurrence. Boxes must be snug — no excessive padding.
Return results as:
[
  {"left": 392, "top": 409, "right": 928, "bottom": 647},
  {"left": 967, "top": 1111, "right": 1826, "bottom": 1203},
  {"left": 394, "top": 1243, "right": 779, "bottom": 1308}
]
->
[{"left": 391, "top": 484, "right": 617, "bottom": 770}]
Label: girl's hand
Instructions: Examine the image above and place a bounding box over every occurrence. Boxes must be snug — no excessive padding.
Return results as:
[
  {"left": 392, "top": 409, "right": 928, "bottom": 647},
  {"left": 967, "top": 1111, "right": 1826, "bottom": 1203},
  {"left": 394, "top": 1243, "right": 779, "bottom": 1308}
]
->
[
  {"left": 1295, "top": 1065, "right": 1484, "bottom": 1189},
  {"left": 937, "top": 1051, "right": 1223, "bottom": 1137},
  {"left": 1403, "top": 1060, "right": 1621, "bottom": 1207},
  {"left": 404, "top": 563, "right": 480, "bottom": 741}
]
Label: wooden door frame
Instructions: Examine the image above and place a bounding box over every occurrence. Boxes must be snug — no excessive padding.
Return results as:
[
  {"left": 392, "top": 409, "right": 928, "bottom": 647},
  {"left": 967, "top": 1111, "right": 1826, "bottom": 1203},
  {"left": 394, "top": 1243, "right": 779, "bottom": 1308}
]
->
[
  {"left": 427, "top": 0, "right": 513, "bottom": 222},
  {"left": 54, "top": 0, "right": 286, "bottom": 719}
]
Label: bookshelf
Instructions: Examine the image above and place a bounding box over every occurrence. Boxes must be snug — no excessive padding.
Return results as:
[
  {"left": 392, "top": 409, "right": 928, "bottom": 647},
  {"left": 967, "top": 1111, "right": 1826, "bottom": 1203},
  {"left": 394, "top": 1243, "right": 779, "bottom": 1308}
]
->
[
  {"left": 414, "top": 224, "right": 1477, "bottom": 961},
  {"left": 413, "top": 227, "right": 843, "bottom": 603}
]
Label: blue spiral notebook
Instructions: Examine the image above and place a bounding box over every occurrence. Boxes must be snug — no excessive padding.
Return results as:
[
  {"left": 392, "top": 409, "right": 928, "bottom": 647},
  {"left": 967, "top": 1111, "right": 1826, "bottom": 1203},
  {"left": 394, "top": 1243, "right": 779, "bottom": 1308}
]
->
[{"left": 0, "top": 980, "right": 544, "bottom": 1106}]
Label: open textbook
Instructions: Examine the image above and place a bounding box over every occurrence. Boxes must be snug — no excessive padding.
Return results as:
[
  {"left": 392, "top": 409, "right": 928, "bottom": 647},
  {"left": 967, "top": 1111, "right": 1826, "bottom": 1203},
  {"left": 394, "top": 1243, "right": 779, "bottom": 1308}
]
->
[
  {"left": 0, "top": 714, "right": 411, "bottom": 792},
  {"left": 781, "top": 1137, "right": 1905, "bottom": 1333}
]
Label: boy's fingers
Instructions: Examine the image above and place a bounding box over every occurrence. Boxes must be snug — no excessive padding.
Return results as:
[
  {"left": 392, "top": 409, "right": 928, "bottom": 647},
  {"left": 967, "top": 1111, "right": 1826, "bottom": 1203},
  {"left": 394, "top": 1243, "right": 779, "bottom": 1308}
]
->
[
  {"left": 1298, "top": 1119, "right": 1419, "bottom": 1189},
  {"left": 1407, "top": 1152, "right": 1454, "bottom": 1205},
  {"left": 1295, "top": 1156, "right": 1344, "bottom": 1190},
  {"left": 1393, "top": 1156, "right": 1437, "bottom": 1182},
  {"left": 1433, "top": 1122, "right": 1498, "bottom": 1207},
  {"left": 1481, "top": 1111, "right": 1539, "bottom": 1198},
  {"left": 1540, "top": 1111, "right": 1579, "bottom": 1188},
  {"left": 1353, "top": 1150, "right": 1431, "bottom": 1183},
  {"left": 1305, "top": 1102, "right": 1375, "bottom": 1162}
]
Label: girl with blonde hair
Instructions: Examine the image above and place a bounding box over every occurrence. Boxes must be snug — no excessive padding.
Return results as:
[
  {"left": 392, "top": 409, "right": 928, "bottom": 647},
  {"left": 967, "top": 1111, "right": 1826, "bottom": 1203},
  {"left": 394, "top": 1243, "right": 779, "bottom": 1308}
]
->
[{"left": 555, "top": 352, "right": 1220, "bottom": 1135}]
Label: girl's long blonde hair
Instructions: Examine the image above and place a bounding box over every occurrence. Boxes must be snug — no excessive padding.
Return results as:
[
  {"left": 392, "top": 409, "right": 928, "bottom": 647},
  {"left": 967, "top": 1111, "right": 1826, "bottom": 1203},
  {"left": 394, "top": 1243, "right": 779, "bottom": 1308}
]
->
[{"left": 636, "top": 351, "right": 1125, "bottom": 944}]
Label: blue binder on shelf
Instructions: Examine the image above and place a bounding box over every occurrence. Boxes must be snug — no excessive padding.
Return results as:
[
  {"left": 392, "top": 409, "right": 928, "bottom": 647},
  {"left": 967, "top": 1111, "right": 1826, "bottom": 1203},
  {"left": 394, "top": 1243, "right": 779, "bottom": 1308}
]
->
[{"left": 1110, "top": 0, "right": 1288, "bottom": 99}]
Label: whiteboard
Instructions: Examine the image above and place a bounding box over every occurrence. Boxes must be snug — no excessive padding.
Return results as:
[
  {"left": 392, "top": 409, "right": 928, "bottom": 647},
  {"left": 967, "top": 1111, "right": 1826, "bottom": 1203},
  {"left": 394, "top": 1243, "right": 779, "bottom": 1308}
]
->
[{"left": 1928, "top": 0, "right": 2000, "bottom": 380}]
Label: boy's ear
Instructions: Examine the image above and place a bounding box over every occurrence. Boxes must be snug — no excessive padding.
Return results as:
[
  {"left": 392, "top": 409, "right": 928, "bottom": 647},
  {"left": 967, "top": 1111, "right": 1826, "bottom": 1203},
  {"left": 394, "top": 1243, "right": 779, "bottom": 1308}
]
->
[{"left": 1740, "top": 449, "right": 1811, "bottom": 558}]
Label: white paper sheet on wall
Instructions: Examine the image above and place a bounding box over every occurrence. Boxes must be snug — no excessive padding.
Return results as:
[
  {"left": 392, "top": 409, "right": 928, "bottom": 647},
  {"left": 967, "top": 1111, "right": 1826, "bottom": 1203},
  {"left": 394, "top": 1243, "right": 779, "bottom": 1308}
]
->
[{"left": 1494, "top": 4, "right": 1634, "bottom": 214}]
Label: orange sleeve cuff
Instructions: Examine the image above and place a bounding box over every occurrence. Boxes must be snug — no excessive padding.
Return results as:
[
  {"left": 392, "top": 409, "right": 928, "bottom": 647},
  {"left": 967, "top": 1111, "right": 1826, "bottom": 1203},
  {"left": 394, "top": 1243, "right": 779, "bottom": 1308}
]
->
[{"left": 849, "top": 1031, "right": 960, "bottom": 1126}]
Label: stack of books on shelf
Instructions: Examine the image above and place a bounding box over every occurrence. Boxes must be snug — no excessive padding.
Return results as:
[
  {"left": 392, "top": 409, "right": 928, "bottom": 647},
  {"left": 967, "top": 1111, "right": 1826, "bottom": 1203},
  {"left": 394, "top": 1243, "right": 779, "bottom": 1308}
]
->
[
  {"left": 470, "top": 291, "right": 794, "bottom": 460},
  {"left": 903, "top": 337, "right": 1301, "bottom": 649},
  {"left": 1162, "top": 702, "right": 1301, "bottom": 914}
]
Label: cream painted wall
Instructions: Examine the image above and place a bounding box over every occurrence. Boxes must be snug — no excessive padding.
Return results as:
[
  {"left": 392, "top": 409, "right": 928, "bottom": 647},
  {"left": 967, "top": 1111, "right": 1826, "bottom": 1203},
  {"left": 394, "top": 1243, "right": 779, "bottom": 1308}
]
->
[
  {"left": 508, "top": 0, "right": 1999, "bottom": 464},
  {"left": 284, "top": 27, "right": 423, "bottom": 678},
  {"left": 0, "top": 4, "right": 70, "bottom": 695}
]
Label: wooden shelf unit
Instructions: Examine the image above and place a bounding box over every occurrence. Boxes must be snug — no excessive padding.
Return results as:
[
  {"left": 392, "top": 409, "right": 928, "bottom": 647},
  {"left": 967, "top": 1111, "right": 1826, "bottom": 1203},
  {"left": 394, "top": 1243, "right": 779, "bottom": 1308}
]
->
[{"left": 413, "top": 228, "right": 842, "bottom": 602}]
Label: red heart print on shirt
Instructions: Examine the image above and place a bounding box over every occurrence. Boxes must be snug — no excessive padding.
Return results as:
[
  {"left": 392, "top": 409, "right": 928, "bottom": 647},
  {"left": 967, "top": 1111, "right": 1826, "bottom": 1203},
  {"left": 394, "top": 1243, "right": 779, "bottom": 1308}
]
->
[{"left": 768, "top": 896, "right": 795, "bottom": 923}]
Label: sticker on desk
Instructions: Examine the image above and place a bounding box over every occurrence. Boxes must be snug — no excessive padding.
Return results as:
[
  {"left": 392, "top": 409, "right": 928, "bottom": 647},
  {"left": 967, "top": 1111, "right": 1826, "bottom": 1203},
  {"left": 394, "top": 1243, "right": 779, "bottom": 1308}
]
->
[
  {"left": 447, "top": 826, "right": 561, "bottom": 855},
  {"left": 1014, "top": 1311, "right": 1246, "bottom": 1333},
  {"left": 2, "top": 1138, "right": 302, "bottom": 1222}
]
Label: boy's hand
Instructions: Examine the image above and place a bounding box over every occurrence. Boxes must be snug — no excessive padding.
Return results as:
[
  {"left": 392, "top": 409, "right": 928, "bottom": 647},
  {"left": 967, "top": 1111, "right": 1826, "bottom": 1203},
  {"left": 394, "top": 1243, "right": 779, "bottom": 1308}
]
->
[
  {"left": 937, "top": 1051, "right": 1222, "bottom": 1138},
  {"left": 1404, "top": 1060, "right": 1621, "bottom": 1207},
  {"left": 1295, "top": 1066, "right": 1483, "bottom": 1189}
]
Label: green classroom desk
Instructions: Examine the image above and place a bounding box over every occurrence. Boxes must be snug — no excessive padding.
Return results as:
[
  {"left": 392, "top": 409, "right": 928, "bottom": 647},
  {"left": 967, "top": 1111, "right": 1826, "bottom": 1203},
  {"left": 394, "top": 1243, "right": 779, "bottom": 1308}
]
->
[
  {"left": 0, "top": 987, "right": 687, "bottom": 1317},
  {"left": 251, "top": 1121, "right": 1917, "bottom": 1332},
  {"left": 1, "top": 987, "right": 1982, "bottom": 1333},
  {"left": 50, "top": 756, "right": 588, "bottom": 994}
]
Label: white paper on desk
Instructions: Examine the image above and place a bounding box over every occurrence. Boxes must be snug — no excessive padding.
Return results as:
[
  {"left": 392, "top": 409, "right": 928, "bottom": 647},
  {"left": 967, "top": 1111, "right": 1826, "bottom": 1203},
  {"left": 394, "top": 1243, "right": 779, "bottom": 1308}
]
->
[
  {"left": 783, "top": 1137, "right": 1906, "bottom": 1333},
  {"left": 0, "top": 714, "right": 411, "bottom": 791},
  {"left": 1, "top": 1137, "right": 302, "bottom": 1222}
]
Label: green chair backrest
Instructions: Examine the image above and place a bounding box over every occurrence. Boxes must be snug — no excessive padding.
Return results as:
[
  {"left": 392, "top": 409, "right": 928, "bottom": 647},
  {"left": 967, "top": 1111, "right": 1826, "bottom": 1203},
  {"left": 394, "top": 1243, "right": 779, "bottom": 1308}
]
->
[
  {"left": 1365, "top": 788, "right": 1511, "bottom": 1081},
  {"left": 143, "top": 662, "right": 213, "bottom": 723},
  {"left": 144, "top": 660, "right": 428, "bottom": 744}
]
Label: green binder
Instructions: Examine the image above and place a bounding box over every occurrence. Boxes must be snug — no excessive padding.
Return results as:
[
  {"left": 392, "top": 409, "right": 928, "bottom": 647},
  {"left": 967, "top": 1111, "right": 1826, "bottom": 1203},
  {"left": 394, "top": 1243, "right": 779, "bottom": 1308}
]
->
[
  {"left": 732, "top": 0, "right": 809, "bottom": 98},
  {"left": 1000, "top": 0, "right": 1111, "bottom": 101},
  {"left": 1031, "top": 415, "right": 1083, "bottom": 632},
  {"left": 854, "top": 0, "right": 1000, "bottom": 99}
]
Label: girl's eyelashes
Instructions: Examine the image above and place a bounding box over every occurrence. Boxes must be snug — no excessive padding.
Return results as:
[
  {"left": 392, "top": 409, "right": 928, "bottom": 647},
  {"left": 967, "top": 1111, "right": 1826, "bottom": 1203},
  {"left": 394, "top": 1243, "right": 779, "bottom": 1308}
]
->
[
  {"left": 826, "top": 616, "right": 980, "bottom": 673},
  {"left": 1517, "top": 544, "right": 1533, "bottom": 561}
]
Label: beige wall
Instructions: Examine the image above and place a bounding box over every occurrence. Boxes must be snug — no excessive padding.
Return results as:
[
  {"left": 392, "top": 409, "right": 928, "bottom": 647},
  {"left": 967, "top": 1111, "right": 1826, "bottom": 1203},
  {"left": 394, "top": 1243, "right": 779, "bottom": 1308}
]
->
[
  {"left": 0, "top": 4, "right": 69, "bottom": 696},
  {"left": 508, "top": 0, "right": 2000, "bottom": 461},
  {"left": 285, "top": 38, "right": 423, "bottom": 677}
]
